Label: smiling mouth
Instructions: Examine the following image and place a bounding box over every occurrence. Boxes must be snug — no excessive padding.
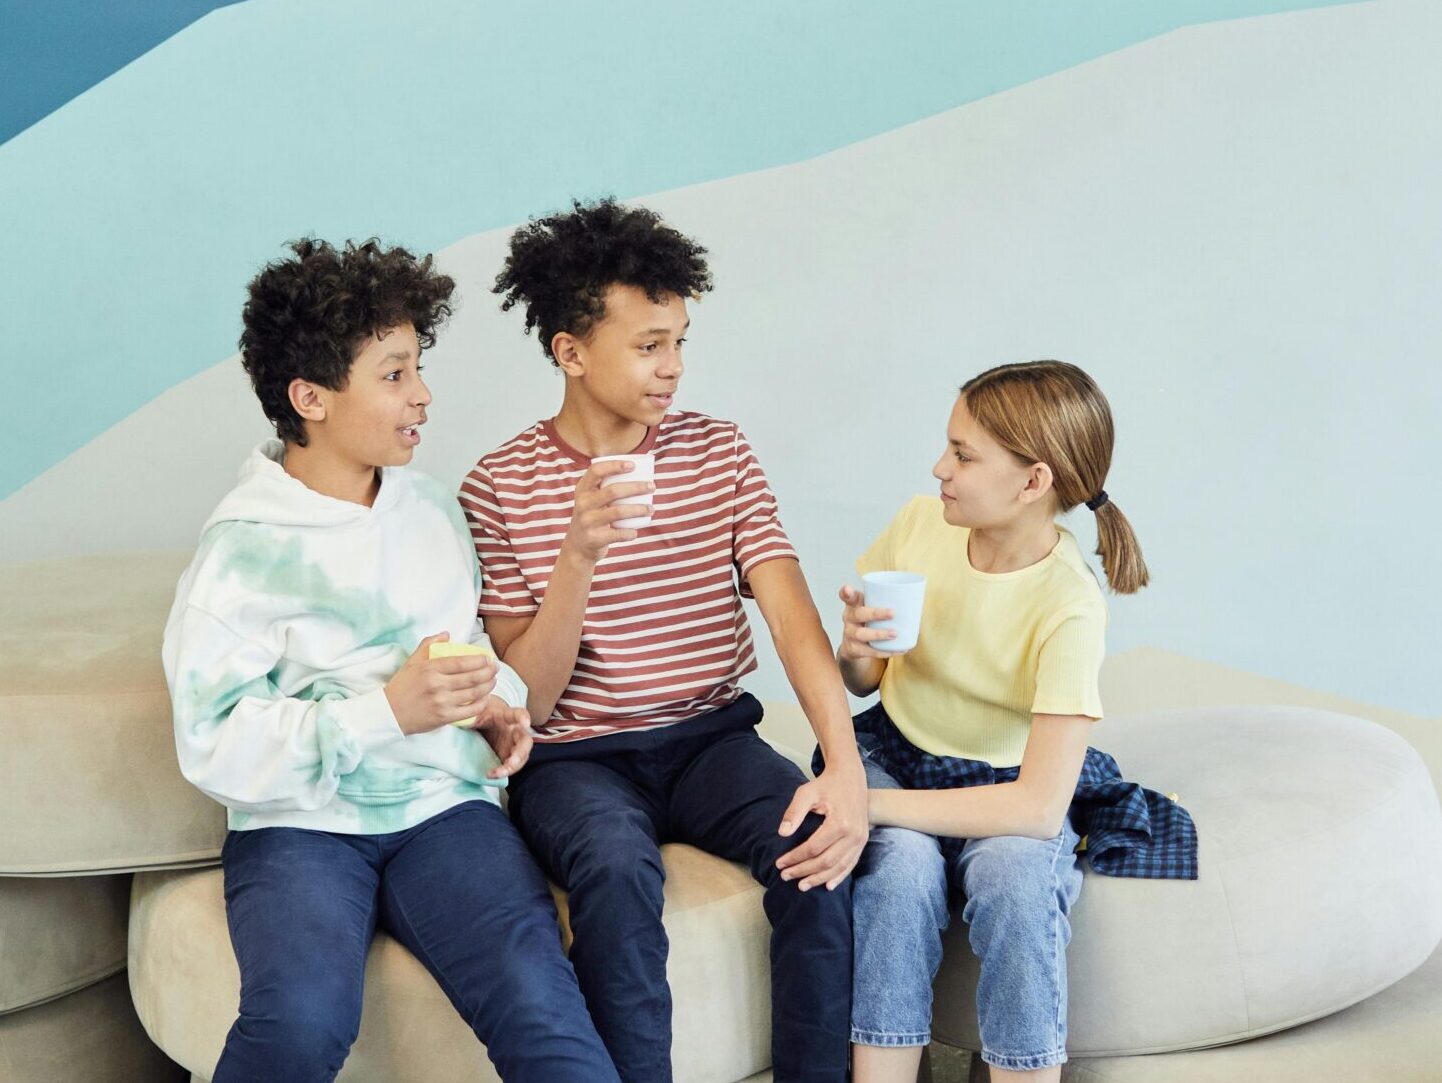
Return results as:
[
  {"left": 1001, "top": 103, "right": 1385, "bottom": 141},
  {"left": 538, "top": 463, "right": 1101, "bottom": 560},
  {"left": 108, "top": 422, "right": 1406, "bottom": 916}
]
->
[{"left": 400, "top": 420, "right": 424, "bottom": 444}]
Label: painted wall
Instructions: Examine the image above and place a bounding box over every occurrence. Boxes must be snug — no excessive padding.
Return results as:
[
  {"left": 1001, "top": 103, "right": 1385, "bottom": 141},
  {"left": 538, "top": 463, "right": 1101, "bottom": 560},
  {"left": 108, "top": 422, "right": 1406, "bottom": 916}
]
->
[{"left": 2, "top": 0, "right": 1437, "bottom": 718}]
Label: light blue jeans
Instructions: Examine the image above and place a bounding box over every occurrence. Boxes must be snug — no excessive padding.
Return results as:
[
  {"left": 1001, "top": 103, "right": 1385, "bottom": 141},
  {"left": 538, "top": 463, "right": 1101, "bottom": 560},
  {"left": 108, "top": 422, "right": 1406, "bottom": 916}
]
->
[{"left": 851, "top": 753, "right": 1084, "bottom": 1072}]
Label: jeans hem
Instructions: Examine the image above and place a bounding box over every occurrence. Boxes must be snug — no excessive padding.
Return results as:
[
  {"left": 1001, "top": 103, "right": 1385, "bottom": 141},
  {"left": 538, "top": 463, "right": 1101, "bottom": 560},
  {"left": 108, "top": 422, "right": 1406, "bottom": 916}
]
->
[
  {"left": 850, "top": 1028, "right": 930, "bottom": 1047},
  {"left": 981, "top": 1047, "right": 1068, "bottom": 1070}
]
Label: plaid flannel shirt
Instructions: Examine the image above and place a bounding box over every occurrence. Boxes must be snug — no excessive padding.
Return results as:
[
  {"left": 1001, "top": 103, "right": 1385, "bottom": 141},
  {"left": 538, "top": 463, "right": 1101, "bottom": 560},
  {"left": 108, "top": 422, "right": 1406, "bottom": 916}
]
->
[{"left": 819, "top": 703, "right": 1198, "bottom": 880}]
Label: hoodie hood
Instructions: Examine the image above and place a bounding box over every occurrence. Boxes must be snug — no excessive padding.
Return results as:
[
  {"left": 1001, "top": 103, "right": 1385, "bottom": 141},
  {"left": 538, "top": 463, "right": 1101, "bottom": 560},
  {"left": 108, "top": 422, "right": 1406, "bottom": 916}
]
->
[{"left": 203, "top": 440, "right": 401, "bottom": 531}]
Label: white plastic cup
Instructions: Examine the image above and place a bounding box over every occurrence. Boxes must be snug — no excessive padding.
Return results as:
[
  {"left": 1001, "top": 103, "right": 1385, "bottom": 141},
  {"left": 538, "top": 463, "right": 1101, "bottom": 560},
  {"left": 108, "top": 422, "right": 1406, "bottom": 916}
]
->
[
  {"left": 594, "top": 453, "right": 656, "bottom": 529},
  {"left": 861, "top": 571, "right": 926, "bottom": 652}
]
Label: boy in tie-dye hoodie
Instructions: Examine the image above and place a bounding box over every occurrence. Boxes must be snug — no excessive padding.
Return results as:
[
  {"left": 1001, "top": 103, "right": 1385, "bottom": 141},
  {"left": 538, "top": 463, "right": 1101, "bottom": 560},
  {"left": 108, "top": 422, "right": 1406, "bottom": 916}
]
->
[{"left": 162, "top": 239, "right": 617, "bottom": 1083}]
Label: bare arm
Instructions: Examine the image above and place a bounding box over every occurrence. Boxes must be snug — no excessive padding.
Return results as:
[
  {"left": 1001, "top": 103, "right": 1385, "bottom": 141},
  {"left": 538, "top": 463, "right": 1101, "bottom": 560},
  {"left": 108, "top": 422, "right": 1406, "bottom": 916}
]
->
[
  {"left": 482, "top": 462, "right": 653, "bottom": 725},
  {"left": 868, "top": 713, "right": 1094, "bottom": 840},
  {"left": 747, "top": 558, "right": 868, "bottom": 890}
]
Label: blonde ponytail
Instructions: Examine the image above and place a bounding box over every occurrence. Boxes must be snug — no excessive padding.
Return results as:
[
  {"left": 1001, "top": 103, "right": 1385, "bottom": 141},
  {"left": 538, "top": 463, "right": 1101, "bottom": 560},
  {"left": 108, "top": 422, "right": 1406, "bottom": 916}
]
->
[{"left": 1091, "top": 497, "right": 1149, "bottom": 594}]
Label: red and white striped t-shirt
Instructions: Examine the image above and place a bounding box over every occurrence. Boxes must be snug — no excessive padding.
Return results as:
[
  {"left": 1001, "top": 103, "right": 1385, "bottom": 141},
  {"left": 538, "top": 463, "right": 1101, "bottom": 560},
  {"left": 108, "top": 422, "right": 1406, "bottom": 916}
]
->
[{"left": 459, "top": 412, "right": 797, "bottom": 743}]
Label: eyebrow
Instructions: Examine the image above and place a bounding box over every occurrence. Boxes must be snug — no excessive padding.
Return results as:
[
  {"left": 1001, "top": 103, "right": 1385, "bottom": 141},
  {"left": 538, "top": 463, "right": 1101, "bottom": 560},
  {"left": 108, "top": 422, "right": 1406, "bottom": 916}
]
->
[
  {"left": 376, "top": 350, "right": 415, "bottom": 364},
  {"left": 635, "top": 320, "right": 691, "bottom": 338},
  {"left": 949, "top": 438, "right": 978, "bottom": 452}
]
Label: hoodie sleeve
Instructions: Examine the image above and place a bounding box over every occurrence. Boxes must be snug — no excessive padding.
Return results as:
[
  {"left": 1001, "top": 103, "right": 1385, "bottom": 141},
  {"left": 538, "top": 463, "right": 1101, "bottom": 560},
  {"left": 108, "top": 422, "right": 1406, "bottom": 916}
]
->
[
  {"left": 164, "top": 602, "right": 405, "bottom": 814},
  {"left": 466, "top": 622, "right": 529, "bottom": 710}
]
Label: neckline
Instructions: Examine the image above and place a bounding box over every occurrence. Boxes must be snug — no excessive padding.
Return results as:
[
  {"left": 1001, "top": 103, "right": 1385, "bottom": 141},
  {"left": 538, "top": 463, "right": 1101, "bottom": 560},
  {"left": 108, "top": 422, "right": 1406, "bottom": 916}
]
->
[
  {"left": 539, "top": 416, "right": 662, "bottom": 465},
  {"left": 961, "top": 525, "right": 1065, "bottom": 581}
]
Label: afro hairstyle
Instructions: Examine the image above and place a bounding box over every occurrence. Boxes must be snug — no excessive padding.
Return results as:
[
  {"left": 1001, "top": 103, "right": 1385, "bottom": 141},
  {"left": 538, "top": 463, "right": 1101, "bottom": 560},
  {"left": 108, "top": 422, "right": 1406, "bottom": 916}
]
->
[
  {"left": 492, "top": 197, "right": 712, "bottom": 364},
  {"left": 239, "top": 238, "right": 455, "bottom": 446}
]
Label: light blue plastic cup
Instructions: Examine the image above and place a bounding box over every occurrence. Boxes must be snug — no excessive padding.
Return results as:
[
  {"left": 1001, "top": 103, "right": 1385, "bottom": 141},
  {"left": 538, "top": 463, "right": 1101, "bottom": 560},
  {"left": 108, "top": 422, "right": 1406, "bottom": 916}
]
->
[{"left": 862, "top": 571, "right": 926, "bottom": 652}]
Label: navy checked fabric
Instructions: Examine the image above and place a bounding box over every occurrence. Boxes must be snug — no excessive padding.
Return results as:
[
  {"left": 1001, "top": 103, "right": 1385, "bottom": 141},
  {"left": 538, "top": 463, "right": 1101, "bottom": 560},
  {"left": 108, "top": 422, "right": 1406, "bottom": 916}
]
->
[{"left": 816, "top": 704, "right": 1198, "bottom": 880}]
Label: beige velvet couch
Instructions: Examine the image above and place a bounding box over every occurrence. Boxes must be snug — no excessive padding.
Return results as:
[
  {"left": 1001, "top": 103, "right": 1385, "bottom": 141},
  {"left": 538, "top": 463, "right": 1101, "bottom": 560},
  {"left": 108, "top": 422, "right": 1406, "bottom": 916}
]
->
[{"left": 3, "top": 550, "right": 1440, "bottom": 1082}]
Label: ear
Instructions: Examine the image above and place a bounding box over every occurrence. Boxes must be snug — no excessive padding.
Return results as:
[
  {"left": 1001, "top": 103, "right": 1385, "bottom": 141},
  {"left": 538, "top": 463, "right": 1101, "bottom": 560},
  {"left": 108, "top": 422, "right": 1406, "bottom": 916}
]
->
[
  {"left": 288, "top": 378, "right": 327, "bottom": 424},
  {"left": 551, "top": 331, "right": 586, "bottom": 377},
  {"left": 1018, "top": 461, "right": 1055, "bottom": 505}
]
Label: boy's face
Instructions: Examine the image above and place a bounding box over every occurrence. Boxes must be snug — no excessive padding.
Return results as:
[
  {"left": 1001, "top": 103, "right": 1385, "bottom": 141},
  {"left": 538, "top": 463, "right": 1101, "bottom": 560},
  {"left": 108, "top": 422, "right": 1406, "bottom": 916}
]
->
[
  {"left": 562, "top": 284, "right": 688, "bottom": 427},
  {"left": 299, "top": 322, "right": 431, "bottom": 468}
]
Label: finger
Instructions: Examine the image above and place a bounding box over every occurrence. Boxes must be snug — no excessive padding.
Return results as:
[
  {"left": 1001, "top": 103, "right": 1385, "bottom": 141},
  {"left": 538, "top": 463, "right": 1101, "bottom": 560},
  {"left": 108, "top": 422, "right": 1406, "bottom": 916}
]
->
[
  {"left": 776, "top": 789, "right": 818, "bottom": 840},
  {"left": 431, "top": 655, "right": 497, "bottom": 675},
  {"left": 582, "top": 460, "right": 636, "bottom": 487},
  {"left": 855, "top": 626, "right": 897, "bottom": 643},
  {"left": 839, "top": 585, "right": 863, "bottom": 605},
  {"left": 851, "top": 606, "right": 895, "bottom": 624},
  {"left": 600, "top": 504, "right": 652, "bottom": 523},
  {"left": 415, "top": 631, "right": 450, "bottom": 656},
  {"left": 776, "top": 826, "right": 836, "bottom": 873},
  {"left": 778, "top": 821, "right": 842, "bottom": 873},
  {"left": 784, "top": 846, "right": 849, "bottom": 889}
]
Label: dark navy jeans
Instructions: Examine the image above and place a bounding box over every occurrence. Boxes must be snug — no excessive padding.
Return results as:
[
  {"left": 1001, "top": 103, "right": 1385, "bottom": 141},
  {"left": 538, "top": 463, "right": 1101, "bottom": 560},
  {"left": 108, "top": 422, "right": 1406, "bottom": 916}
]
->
[
  {"left": 214, "top": 800, "right": 618, "bottom": 1083},
  {"left": 508, "top": 694, "right": 853, "bottom": 1083}
]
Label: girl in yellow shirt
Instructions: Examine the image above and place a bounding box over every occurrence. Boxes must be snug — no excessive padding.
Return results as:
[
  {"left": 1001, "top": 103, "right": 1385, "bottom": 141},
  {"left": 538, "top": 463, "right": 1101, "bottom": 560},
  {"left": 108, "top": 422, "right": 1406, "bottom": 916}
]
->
[{"left": 781, "top": 361, "right": 1194, "bottom": 1082}]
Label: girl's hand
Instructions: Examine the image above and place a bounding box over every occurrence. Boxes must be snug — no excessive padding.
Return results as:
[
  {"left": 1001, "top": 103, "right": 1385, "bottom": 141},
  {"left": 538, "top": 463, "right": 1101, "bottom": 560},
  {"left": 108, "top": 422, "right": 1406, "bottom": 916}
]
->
[
  {"left": 837, "top": 585, "right": 904, "bottom": 659},
  {"left": 561, "top": 461, "right": 654, "bottom": 566}
]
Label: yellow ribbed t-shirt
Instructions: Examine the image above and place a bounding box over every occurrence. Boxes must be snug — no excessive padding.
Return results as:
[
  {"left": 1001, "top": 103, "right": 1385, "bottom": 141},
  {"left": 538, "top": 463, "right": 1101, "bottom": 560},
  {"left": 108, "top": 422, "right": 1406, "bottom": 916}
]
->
[{"left": 858, "top": 496, "right": 1108, "bottom": 767}]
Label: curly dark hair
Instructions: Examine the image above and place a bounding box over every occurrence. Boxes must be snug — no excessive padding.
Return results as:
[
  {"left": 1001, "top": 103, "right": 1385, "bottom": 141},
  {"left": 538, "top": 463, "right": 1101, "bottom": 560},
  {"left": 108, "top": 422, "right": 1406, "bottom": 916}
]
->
[
  {"left": 239, "top": 238, "right": 456, "bottom": 446},
  {"left": 493, "top": 197, "right": 712, "bottom": 364}
]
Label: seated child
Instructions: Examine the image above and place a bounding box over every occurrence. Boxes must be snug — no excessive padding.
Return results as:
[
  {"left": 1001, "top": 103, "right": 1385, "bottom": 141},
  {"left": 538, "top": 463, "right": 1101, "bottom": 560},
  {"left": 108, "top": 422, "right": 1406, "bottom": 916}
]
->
[
  {"left": 459, "top": 198, "right": 867, "bottom": 1083},
  {"left": 162, "top": 238, "right": 618, "bottom": 1083},
  {"left": 825, "top": 361, "right": 1198, "bottom": 1083}
]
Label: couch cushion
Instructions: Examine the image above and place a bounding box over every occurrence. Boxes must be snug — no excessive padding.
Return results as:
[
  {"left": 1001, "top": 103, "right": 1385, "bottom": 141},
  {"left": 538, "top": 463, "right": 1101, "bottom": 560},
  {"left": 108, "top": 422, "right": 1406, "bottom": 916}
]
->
[
  {"left": 0, "top": 973, "right": 186, "bottom": 1082},
  {"left": 130, "top": 844, "right": 772, "bottom": 1083},
  {"left": 0, "top": 874, "right": 131, "bottom": 1014},
  {"left": 931, "top": 707, "right": 1442, "bottom": 1056},
  {"left": 0, "top": 551, "right": 226, "bottom": 875},
  {"left": 1061, "top": 940, "right": 1442, "bottom": 1082}
]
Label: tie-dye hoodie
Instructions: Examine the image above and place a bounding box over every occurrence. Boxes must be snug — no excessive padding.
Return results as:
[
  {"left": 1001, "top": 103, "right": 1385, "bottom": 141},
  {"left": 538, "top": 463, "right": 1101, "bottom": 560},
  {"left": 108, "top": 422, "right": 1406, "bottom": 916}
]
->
[{"left": 163, "top": 440, "right": 527, "bottom": 835}]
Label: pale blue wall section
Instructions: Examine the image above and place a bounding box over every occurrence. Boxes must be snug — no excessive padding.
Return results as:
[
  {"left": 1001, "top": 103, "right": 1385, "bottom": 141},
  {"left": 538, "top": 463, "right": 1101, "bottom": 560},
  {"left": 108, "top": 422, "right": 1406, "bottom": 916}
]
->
[{"left": 0, "top": 0, "right": 1361, "bottom": 500}]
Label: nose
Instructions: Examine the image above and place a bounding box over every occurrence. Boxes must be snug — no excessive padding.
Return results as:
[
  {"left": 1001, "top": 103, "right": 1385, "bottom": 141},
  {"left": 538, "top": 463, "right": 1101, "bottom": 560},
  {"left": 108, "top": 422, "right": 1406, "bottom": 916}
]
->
[
  {"left": 932, "top": 452, "right": 950, "bottom": 482},
  {"left": 414, "top": 374, "right": 433, "bottom": 407},
  {"left": 658, "top": 343, "right": 684, "bottom": 381}
]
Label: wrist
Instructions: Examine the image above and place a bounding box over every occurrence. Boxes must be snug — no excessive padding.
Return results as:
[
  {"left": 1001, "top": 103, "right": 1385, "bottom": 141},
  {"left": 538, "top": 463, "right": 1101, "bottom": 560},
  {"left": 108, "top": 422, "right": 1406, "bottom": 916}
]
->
[{"left": 557, "top": 540, "right": 598, "bottom": 576}]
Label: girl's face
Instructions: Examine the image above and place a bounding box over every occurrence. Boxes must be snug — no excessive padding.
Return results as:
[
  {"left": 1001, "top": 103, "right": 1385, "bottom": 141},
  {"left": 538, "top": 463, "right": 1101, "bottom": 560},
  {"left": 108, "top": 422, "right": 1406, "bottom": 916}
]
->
[{"left": 931, "top": 396, "right": 1039, "bottom": 529}]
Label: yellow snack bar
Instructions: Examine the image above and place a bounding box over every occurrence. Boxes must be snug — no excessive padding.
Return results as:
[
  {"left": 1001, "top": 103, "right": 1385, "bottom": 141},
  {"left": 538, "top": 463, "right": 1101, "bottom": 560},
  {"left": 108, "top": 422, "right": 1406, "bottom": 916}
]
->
[{"left": 427, "top": 641, "right": 495, "bottom": 727}]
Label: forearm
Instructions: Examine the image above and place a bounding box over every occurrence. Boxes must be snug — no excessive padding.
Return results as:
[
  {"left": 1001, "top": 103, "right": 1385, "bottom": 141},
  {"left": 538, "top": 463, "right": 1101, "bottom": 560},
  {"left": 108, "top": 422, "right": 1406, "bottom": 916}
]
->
[
  {"left": 497, "top": 548, "right": 594, "bottom": 723},
  {"left": 868, "top": 779, "right": 1066, "bottom": 841},
  {"left": 765, "top": 580, "right": 862, "bottom": 774},
  {"left": 837, "top": 651, "right": 886, "bottom": 697}
]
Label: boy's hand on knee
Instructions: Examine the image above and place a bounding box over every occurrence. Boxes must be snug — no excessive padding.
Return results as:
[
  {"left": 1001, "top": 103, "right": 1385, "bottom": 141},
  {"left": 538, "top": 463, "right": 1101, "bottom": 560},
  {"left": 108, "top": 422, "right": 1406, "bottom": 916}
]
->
[
  {"left": 775, "top": 769, "right": 869, "bottom": 892},
  {"left": 469, "top": 697, "right": 534, "bottom": 778},
  {"left": 385, "top": 633, "right": 500, "bottom": 735}
]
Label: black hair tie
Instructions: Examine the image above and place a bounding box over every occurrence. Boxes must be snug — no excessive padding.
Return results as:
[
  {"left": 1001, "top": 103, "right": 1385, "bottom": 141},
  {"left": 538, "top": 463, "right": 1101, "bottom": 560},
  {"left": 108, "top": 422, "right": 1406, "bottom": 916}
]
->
[{"left": 1086, "top": 490, "right": 1109, "bottom": 511}]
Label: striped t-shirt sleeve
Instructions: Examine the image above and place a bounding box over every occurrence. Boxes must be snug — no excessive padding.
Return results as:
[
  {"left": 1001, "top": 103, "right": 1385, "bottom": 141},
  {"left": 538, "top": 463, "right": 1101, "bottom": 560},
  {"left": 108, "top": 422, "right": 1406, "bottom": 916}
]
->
[
  {"left": 732, "top": 428, "right": 798, "bottom": 596},
  {"left": 458, "top": 467, "right": 540, "bottom": 617}
]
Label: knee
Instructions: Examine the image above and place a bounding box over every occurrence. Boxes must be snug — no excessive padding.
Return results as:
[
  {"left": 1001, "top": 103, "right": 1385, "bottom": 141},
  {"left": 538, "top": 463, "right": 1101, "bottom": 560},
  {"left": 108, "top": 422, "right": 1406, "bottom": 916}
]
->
[
  {"left": 855, "top": 828, "right": 948, "bottom": 917},
  {"left": 961, "top": 836, "right": 1070, "bottom": 918},
  {"left": 564, "top": 822, "right": 665, "bottom": 914},
  {"left": 235, "top": 980, "right": 361, "bottom": 1072}
]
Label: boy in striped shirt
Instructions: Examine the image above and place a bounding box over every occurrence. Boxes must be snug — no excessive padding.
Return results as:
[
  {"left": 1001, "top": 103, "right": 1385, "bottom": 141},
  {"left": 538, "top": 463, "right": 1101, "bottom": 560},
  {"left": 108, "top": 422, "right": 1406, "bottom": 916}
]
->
[{"left": 460, "top": 199, "right": 866, "bottom": 1083}]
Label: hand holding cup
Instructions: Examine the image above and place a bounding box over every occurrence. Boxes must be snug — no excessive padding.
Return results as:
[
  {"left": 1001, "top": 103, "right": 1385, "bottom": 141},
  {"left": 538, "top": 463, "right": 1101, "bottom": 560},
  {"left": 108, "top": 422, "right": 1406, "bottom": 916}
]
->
[
  {"left": 847, "top": 572, "right": 926, "bottom": 656},
  {"left": 564, "top": 458, "right": 656, "bottom": 564},
  {"left": 837, "top": 585, "right": 902, "bottom": 659}
]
